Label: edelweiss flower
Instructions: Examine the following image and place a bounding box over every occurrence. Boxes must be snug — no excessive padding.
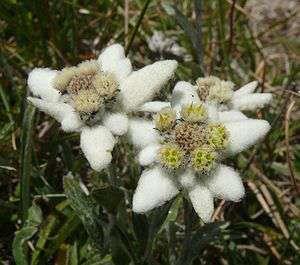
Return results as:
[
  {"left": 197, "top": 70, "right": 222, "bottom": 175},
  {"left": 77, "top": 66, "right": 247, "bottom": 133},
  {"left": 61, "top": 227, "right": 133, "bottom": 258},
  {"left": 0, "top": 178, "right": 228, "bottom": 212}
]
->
[
  {"left": 172, "top": 76, "right": 272, "bottom": 112},
  {"left": 27, "top": 44, "right": 177, "bottom": 171},
  {"left": 129, "top": 81, "right": 271, "bottom": 222}
]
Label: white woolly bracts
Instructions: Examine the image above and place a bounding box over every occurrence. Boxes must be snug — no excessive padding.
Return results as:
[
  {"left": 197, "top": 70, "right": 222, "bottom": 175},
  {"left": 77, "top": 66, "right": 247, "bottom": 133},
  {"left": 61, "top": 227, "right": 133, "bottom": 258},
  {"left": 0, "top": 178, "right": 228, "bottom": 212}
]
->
[
  {"left": 27, "top": 44, "right": 178, "bottom": 171},
  {"left": 169, "top": 77, "right": 272, "bottom": 112},
  {"left": 130, "top": 83, "right": 271, "bottom": 222}
]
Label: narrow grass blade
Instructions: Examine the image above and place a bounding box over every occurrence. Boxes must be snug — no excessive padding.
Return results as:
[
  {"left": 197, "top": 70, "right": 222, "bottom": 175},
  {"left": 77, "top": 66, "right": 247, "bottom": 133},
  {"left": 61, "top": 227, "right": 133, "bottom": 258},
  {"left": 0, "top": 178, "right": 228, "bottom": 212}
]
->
[{"left": 20, "top": 100, "right": 36, "bottom": 222}]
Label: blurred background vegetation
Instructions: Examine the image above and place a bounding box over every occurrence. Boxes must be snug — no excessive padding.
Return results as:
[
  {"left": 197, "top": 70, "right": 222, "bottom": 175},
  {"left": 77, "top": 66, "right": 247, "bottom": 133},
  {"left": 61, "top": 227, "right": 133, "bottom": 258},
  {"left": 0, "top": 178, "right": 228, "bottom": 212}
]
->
[{"left": 0, "top": 0, "right": 299, "bottom": 264}]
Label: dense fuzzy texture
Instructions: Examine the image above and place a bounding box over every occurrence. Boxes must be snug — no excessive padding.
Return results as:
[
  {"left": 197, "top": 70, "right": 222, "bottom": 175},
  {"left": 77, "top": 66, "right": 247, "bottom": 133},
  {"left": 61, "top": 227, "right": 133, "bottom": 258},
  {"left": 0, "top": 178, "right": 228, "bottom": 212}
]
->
[
  {"left": 98, "top": 44, "right": 132, "bottom": 82},
  {"left": 80, "top": 125, "right": 115, "bottom": 171},
  {"left": 178, "top": 169, "right": 197, "bottom": 189},
  {"left": 119, "top": 60, "right": 178, "bottom": 112},
  {"left": 231, "top": 81, "right": 272, "bottom": 111},
  {"left": 28, "top": 68, "right": 60, "bottom": 102},
  {"left": 172, "top": 81, "right": 200, "bottom": 112},
  {"left": 188, "top": 185, "right": 214, "bottom": 223},
  {"left": 131, "top": 82, "right": 272, "bottom": 222},
  {"left": 205, "top": 165, "right": 244, "bottom": 201},
  {"left": 232, "top": 94, "right": 273, "bottom": 111},
  {"left": 139, "top": 101, "right": 171, "bottom": 113},
  {"left": 132, "top": 166, "right": 179, "bottom": 213},
  {"left": 27, "top": 97, "right": 83, "bottom": 132},
  {"left": 27, "top": 44, "right": 177, "bottom": 171},
  {"left": 218, "top": 110, "right": 248, "bottom": 123},
  {"left": 128, "top": 119, "right": 160, "bottom": 149},
  {"left": 103, "top": 112, "right": 128, "bottom": 136},
  {"left": 138, "top": 144, "right": 160, "bottom": 166},
  {"left": 225, "top": 119, "right": 270, "bottom": 155}
]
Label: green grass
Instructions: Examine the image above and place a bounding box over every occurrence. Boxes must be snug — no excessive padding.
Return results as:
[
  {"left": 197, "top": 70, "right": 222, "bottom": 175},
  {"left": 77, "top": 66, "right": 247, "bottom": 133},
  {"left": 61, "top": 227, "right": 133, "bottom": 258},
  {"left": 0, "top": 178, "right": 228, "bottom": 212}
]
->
[{"left": 0, "top": 0, "right": 299, "bottom": 264}]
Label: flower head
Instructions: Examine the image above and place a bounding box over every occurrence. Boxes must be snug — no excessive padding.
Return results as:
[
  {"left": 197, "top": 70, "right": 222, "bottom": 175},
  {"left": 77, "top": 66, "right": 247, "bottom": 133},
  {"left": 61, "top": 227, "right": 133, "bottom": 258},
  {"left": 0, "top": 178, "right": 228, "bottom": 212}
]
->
[
  {"left": 27, "top": 44, "right": 177, "bottom": 171},
  {"left": 196, "top": 76, "right": 234, "bottom": 104},
  {"left": 153, "top": 104, "right": 228, "bottom": 175},
  {"left": 129, "top": 80, "right": 271, "bottom": 222},
  {"left": 170, "top": 78, "right": 272, "bottom": 112}
]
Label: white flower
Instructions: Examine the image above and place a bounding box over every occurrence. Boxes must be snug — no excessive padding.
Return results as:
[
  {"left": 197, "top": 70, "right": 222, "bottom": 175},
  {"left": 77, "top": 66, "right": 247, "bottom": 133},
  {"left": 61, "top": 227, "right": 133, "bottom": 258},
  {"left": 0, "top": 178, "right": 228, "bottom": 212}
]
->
[
  {"left": 130, "top": 81, "right": 271, "bottom": 222},
  {"left": 167, "top": 77, "right": 272, "bottom": 112},
  {"left": 27, "top": 44, "right": 177, "bottom": 171}
]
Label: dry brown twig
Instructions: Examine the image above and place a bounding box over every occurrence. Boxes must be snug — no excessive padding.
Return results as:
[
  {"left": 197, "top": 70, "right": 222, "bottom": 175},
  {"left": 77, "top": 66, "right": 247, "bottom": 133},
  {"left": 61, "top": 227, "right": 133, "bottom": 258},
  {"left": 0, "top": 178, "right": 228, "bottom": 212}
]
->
[
  {"left": 284, "top": 98, "right": 299, "bottom": 194},
  {"left": 211, "top": 199, "right": 225, "bottom": 221}
]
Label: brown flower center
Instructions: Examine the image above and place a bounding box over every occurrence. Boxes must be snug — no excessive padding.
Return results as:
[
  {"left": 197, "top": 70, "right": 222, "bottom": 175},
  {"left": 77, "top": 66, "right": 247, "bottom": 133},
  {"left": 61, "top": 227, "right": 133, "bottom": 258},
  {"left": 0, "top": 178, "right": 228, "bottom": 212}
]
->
[
  {"left": 174, "top": 122, "right": 206, "bottom": 153},
  {"left": 67, "top": 73, "right": 95, "bottom": 95}
]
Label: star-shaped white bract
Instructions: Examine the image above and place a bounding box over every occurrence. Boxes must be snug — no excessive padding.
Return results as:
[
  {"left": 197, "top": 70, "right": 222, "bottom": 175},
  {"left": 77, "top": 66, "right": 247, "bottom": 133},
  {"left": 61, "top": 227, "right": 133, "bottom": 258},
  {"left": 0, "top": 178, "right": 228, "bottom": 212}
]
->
[
  {"left": 129, "top": 81, "right": 271, "bottom": 222},
  {"left": 27, "top": 44, "right": 177, "bottom": 172}
]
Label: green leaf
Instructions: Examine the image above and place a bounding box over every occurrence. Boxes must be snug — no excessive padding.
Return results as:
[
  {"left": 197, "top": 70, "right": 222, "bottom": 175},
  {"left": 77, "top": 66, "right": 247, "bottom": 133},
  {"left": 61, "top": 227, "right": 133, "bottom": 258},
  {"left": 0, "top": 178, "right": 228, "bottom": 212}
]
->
[
  {"left": 46, "top": 213, "right": 81, "bottom": 259},
  {"left": 82, "top": 254, "right": 113, "bottom": 265},
  {"left": 63, "top": 175, "right": 104, "bottom": 250},
  {"left": 143, "top": 200, "right": 175, "bottom": 260},
  {"left": 13, "top": 226, "right": 38, "bottom": 265},
  {"left": 163, "top": 4, "right": 203, "bottom": 68},
  {"left": 132, "top": 212, "right": 148, "bottom": 251},
  {"left": 31, "top": 200, "right": 69, "bottom": 265},
  {"left": 110, "top": 226, "right": 131, "bottom": 265},
  {"left": 20, "top": 100, "right": 35, "bottom": 222},
  {"left": 148, "top": 199, "right": 174, "bottom": 240},
  {"left": 91, "top": 186, "right": 124, "bottom": 214},
  {"left": 27, "top": 203, "right": 42, "bottom": 227},
  {"left": 159, "top": 195, "right": 182, "bottom": 233},
  {"left": 68, "top": 241, "right": 78, "bottom": 265},
  {"left": 176, "top": 222, "right": 228, "bottom": 265}
]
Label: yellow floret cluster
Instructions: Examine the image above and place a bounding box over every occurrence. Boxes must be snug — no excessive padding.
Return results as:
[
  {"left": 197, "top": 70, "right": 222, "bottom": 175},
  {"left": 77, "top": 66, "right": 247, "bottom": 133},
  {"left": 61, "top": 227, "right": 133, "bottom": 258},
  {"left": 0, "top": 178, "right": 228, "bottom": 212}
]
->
[
  {"left": 154, "top": 107, "right": 176, "bottom": 131},
  {"left": 159, "top": 144, "right": 184, "bottom": 169},
  {"left": 155, "top": 103, "right": 229, "bottom": 174}
]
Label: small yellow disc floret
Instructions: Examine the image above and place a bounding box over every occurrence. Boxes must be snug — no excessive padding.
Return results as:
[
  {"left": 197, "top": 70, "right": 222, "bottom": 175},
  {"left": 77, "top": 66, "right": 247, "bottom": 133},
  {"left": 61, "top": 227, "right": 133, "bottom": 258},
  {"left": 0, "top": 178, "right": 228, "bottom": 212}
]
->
[
  {"left": 191, "top": 145, "right": 217, "bottom": 173},
  {"left": 181, "top": 103, "right": 207, "bottom": 123},
  {"left": 207, "top": 123, "right": 229, "bottom": 150},
  {"left": 154, "top": 108, "right": 176, "bottom": 131},
  {"left": 159, "top": 144, "right": 183, "bottom": 169}
]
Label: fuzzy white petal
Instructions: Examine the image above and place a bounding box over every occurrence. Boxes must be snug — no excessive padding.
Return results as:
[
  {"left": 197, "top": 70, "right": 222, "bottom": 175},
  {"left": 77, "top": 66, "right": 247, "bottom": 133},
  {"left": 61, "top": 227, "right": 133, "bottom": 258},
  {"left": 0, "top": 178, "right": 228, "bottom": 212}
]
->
[
  {"left": 205, "top": 103, "right": 219, "bottom": 122},
  {"left": 218, "top": 110, "right": 248, "bottom": 123},
  {"left": 138, "top": 144, "right": 161, "bottom": 166},
  {"left": 98, "top": 44, "right": 132, "bottom": 82},
  {"left": 171, "top": 81, "right": 200, "bottom": 111},
  {"left": 103, "top": 112, "right": 128, "bottom": 136},
  {"left": 138, "top": 101, "right": 171, "bottom": 113},
  {"left": 80, "top": 125, "right": 116, "bottom": 171},
  {"left": 28, "top": 68, "right": 60, "bottom": 102},
  {"left": 206, "top": 165, "right": 245, "bottom": 202},
  {"left": 128, "top": 119, "right": 160, "bottom": 149},
  {"left": 225, "top": 119, "right": 271, "bottom": 155},
  {"left": 233, "top": 81, "right": 258, "bottom": 97},
  {"left": 188, "top": 185, "right": 214, "bottom": 223},
  {"left": 178, "top": 169, "right": 197, "bottom": 190},
  {"left": 27, "top": 97, "right": 83, "bottom": 132},
  {"left": 132, "top": 166, "right": 179, "bottom": 213},
  {"left": 232, "top": 94, "right": 272, "bottom": 111},
  {"left": 120, "top": 60, "right": 177, "bottom": 112}
]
